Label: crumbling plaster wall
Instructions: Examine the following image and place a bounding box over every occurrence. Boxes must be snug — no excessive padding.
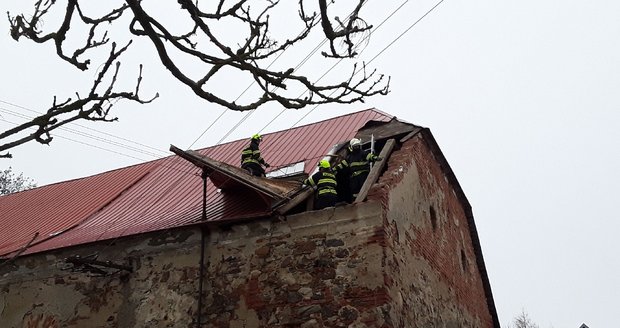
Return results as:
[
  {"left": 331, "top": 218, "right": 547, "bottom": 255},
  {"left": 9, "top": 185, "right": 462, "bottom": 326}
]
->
[
  {"left": 0, "top": 132, "right": 495, "bottom": 328},
  {"left": 203, "top": 202, "right": 392, "bottom": 328},
  {"left": 0, "top": 229, "right": 202, "bottom": 328},
  {"left": 0, "top": 202, "right": 393, "bottom": 328},
  {"left": 366, "top": 133, "right": 495, "bottom": 327}
]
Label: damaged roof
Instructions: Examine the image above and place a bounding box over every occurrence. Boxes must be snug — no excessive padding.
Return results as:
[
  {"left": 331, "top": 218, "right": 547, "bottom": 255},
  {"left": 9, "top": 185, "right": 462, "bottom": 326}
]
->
[{"left": 0, "top": 108, "right": 395, "bottom": 258}]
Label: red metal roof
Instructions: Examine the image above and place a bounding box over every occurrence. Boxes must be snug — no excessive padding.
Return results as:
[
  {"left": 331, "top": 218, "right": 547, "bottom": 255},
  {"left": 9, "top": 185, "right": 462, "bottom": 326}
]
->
[{"left": 0, "top": 108, "right": 391, "bottom": 257}]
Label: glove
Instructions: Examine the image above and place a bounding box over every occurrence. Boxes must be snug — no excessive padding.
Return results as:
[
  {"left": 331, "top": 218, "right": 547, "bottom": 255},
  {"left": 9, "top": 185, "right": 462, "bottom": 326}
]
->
[
  {"left": 264, "top": 163, "right": 271, "bottom": 168},
  {"left": 375, "top": 157, "right": 383, "bottom": 161}
]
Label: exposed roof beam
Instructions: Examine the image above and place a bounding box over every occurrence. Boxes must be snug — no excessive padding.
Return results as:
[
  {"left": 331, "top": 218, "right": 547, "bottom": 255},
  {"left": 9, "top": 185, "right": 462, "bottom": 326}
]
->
[{"left": 354, "top": 138, "right": 396, "bottom": 203}]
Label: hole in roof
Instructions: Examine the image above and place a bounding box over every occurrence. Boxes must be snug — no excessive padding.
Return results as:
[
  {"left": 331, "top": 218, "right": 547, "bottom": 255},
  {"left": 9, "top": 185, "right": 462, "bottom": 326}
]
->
[{"left": 266, "top": 161, "right": 305, "bottom": 178}]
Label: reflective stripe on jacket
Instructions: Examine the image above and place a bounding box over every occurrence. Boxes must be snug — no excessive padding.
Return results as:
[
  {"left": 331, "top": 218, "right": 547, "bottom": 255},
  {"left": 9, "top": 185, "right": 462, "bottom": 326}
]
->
[
  {"left": 304, "top": 171, "right": 337, "bottom": 196},
  {"left": 241, "top": 141, "right": 266, "bottom": 166},
  {"left": 335, "top": 149, "right": 378, "bottom": 177}
]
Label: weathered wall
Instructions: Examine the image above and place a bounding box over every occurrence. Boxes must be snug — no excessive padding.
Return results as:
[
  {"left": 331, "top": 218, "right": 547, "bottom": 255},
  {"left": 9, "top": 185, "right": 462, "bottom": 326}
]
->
[
  {"left": 202, "top": 202, "right": 392, "bottom": 327},
  {"left": 367, "top": 133, "right": 494, "bottom": 327},
  {"left": 0, "top": 229, "right": 202, "bottom": 328},
  {"left": 0, "top": 202, "right": 390, "bottom": 328},
  {"left": 0, "top": 133, "right": 496, "bottom": 328}
]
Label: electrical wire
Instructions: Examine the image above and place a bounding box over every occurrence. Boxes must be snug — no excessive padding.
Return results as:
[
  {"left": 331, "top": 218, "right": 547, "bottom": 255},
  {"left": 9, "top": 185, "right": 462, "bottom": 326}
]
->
[
  {"left": 0, "top": 117, "right": 150, "bottom": 162},
  {"left": 259, "top": 0, "right": 411, "bottom": 133},
  {"left": 290, "top": 0, "right": 445, "bottom": 128},
  {"left": 0, "top": 115, "right": 198, "bottom": 178},
  {"left": 0, "top": 99, "right": 205, "bottom": 179},
  {"left": 187, "top": 1, "right": 342, "bottom": 149},
  {"left": 0, "top": 99, "right": 169, "bottom": 157},
  {"left": 366, "top": 0, "right": 445, "bottom": 67},
  {"left": 0, "top": 106, "right": 164, "bottom": 159}
]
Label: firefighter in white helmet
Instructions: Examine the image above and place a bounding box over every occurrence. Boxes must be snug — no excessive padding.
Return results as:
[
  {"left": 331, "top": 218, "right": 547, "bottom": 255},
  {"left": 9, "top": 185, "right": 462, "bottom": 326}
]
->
[{"left": 334, "top": 138, "right": 381, "bottom": 202}]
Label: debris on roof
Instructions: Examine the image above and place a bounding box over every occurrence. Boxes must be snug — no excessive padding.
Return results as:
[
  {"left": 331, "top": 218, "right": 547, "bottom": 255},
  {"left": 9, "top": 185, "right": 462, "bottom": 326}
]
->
[
  {"left": 171, "top": 145, "right": 302, "bottom": 205},
  {"left": 0, "top": 108, "right": 402, "bottom": 258}
]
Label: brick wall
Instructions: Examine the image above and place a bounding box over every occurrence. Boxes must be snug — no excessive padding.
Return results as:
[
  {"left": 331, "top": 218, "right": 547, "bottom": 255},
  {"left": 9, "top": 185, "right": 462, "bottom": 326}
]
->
[{"left": 367, "top": 133, "right": 494, "bottom": 327}]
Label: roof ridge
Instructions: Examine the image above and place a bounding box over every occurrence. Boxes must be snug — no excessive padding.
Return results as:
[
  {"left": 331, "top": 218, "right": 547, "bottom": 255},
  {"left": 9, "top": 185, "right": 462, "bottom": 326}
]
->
[{"left": 196, "top": 107, "right": 391, "bottom": 152}]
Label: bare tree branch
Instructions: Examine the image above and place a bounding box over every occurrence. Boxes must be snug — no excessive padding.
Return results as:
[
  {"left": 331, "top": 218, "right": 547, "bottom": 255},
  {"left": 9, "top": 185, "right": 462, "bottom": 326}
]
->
[
  {"left": 318, "top": 0, "right": 371, "bottom": 58},
  {"left": 4, "top": 0, "right": 389, "bottom": 156},
  {"left": 0, "top": 42, "right": 157, "bottom": 156}
]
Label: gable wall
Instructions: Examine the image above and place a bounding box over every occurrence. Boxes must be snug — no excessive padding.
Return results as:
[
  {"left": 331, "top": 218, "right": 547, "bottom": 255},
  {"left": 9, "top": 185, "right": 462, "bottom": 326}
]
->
[{"left": 366, "top": 133, "right": 495, "bottom": 327}]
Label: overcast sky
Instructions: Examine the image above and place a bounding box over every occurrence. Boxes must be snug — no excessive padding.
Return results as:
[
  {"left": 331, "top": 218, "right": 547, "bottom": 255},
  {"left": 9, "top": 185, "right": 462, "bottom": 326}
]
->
[{"left": 2, "top": 1, "right": 619, "bottom": 326}]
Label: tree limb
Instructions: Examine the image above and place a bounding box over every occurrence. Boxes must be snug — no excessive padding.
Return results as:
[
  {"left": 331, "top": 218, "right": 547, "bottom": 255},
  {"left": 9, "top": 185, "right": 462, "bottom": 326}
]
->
[{"left": 3, "top": 0, "right": 389, "bottom": 156}]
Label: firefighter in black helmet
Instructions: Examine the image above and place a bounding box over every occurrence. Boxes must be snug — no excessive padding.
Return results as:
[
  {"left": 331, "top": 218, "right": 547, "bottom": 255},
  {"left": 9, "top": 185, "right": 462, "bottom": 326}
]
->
[{"left": 241, "top": 134, "right": 270, "bottom": 177}]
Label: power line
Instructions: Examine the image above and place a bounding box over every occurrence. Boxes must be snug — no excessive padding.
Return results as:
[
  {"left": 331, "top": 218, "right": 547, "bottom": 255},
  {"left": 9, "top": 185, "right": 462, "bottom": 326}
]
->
[
  {"left": 0, "top": 117, "right": 150, "bottom": 162},
  {"left": 291, "top": 0, "right": 445, "bottom": 128},
  {"left": 0, "top": 116, "right": 199, "bottom": 178},
  {"left": 0, "top": 105, "right": 166, "bottom": 159},
  {"left": 188, "top": 1, "right": 345, "bottom": 149},
  {"left": 0, "top": 99, "right": 169, "bottom": 157},
  {"left": 366, "top": 0, "right": 445, "bottom": 67},
  {"left": 186, "top": 7, "right": 331, "bottom": 149},
  {"left": 260, "top": 0, "right": 411, "bottom": 132}
]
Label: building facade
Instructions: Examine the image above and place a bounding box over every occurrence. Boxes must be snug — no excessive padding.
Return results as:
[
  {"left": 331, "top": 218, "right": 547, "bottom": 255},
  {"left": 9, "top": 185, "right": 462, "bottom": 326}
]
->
[{"left": 0, "top": 109, "right": 499, "bottom": 327}]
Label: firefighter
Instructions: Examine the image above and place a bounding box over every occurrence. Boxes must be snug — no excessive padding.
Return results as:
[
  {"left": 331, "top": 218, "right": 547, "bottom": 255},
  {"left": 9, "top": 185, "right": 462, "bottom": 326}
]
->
[
  {"left": 241, "top": 134, "right": 270, "bottom": 177},
  {"left": 303, "top": 159, "right": 338, "bottom": 210},
  {"left": 334, "top": 138, "right": 382, "bottom": 201}
]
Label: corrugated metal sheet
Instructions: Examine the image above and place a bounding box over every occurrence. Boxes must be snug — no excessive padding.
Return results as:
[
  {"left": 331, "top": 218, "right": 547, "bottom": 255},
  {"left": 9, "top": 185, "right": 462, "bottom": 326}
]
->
[{"left": 0, "top": 108, "right": 391, "bottom": 257}]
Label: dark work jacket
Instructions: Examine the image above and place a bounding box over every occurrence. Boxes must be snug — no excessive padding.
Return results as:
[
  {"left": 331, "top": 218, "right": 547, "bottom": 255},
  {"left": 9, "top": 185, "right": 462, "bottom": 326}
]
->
[
  {"left": 304, "top": 170, "right": 337, "bottom": 196},
  {"left": 335, "top": 148, "right": 378, "bottom": 178},
  {"left": 241, "top": 140, "right": 266, "bottom": 167}
]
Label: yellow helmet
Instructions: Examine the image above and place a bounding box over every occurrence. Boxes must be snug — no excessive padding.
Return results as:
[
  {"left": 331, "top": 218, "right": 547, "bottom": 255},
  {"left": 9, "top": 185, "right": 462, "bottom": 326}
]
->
[
  {"left": 318, "top": 160, "right": 330, "bottom": 169},
  {"left": 251, "top": 134, "right": 262, "bottom": 141}
]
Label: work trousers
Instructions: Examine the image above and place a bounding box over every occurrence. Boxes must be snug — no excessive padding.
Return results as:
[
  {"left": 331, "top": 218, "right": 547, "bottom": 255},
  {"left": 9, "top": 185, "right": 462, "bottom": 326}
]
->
[
  {"left": 242, "top": 163, "right": 265, "bottom": 177},
  {"left": 350, "top": 172, "right": 369, "bottom": 199},
  {"left": 315, "top": 193, "right": 338, "bottom": 210}
]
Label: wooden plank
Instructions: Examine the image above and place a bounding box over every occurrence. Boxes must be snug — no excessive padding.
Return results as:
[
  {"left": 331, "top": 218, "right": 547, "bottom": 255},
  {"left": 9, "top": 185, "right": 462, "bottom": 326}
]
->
[
  {"left": 354, "top": 138, "right": 396, "bottom": 203},
  {"left": 399, "top": 127, "right": 422, "bottom": 143},
  {"left": 273, "top": 187, "right": 314, "bottom": 215}
]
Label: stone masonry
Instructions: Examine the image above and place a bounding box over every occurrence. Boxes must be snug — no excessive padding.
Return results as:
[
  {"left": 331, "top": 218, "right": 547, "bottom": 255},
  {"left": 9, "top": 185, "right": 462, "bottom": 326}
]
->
[{"left": 0, "top": 132, "right": 496, "bottom": 327}]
